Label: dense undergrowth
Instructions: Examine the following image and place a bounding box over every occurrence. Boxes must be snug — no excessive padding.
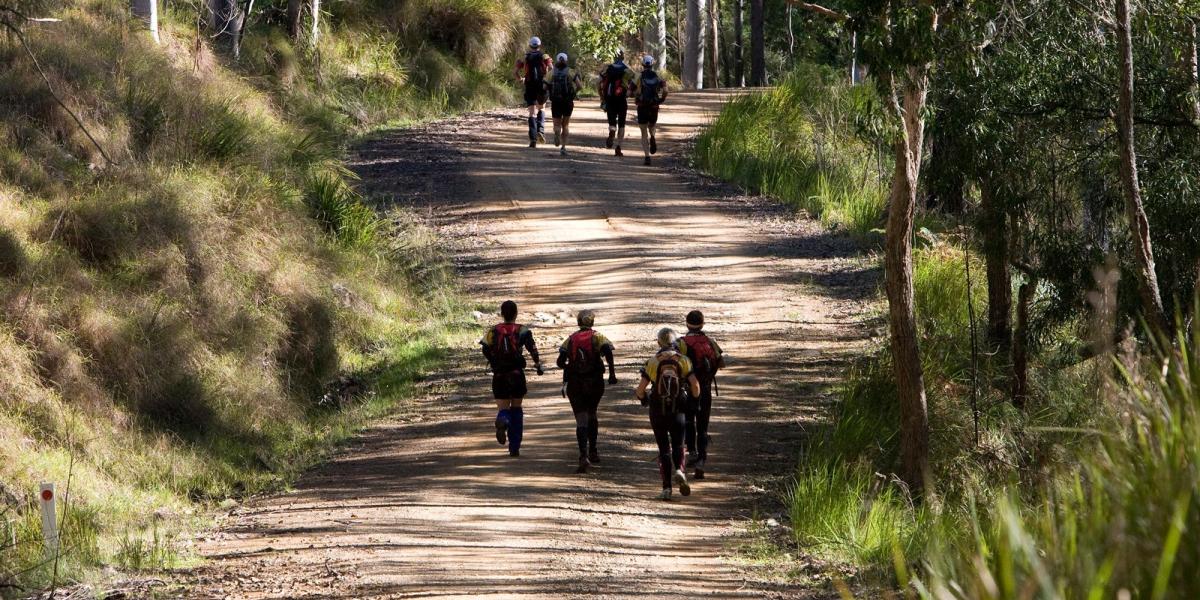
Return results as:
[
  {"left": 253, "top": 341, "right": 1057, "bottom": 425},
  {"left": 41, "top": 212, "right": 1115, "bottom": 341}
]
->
[
  {"left": 0, "top": 0, "right": 560, "bottom": 593},
  {"left": 693, "top": 64, "right": 890, "bottom": 237},
  {"left": 700, "top": 67, "right": 1200, "bottom": 596}
]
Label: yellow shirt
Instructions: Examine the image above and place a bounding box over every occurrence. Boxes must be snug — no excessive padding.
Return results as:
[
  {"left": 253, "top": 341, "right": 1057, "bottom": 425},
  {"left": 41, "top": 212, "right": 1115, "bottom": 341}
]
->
[{"left": 641, "top": 350, "right": 693, "bottom": 381}]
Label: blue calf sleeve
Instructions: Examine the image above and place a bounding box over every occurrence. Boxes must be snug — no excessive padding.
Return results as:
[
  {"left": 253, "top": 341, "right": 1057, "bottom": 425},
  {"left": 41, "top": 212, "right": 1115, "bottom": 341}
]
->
[{"left": 509, "top": 408, "right": 524, "bottom": 452}]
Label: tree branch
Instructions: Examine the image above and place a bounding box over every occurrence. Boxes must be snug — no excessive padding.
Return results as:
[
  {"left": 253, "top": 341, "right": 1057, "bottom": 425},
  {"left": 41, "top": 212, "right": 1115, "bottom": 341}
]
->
[{"left": 784, "top": 1, "right": 848, "bottom": 21}]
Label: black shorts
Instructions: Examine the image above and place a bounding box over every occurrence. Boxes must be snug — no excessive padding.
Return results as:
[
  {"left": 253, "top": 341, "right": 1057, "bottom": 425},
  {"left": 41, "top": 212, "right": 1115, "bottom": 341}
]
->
[
  {"left": 523, "top": 83, "right": 547, "bottom": 107},
  {"left": 492, "top": 369, "right": 528, "bottom": 399},
  {"left": 636, "top": 104, "right": 660, "bottom": 126},
  {"left": 550, "top": 99, "right": 574, "bottom": 118},
  {"left": 605, "top": 98, "right": 628, "bottom": 128},
  {"left": 566, "top": 377, "right": 604, "bottom": 413}
]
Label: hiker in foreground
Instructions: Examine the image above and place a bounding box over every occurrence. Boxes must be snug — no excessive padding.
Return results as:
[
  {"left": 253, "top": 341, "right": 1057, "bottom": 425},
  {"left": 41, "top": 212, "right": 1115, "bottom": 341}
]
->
[
  {"left": 547, "top": 52, "right": 583, "bottom": 156},
  {"left": 677, "top": 310, "right": 725, "bottom": 480},
  {"left": 636, "top": 327, "right": 701, "bottom": 500},
  {"left": 480, "top": 300, "right": 545, "bottom": 456},
  {"left": 598, "top": 49, "right": 635, "bottom": 156},
  {"left": 556, "top": 310, "right": 617, "bottom": 473},
  {"left": 515, "top": 37, "right": 552, "bottom": 148},
  {"left": 630, "top": 55, "right": 668, "bottom": 166}
]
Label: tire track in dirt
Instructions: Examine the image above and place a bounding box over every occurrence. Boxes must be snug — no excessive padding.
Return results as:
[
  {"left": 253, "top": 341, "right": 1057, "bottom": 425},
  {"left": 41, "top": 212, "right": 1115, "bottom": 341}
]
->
[{"left": 180, "top": 90, "right": 878, "bottom": 599}]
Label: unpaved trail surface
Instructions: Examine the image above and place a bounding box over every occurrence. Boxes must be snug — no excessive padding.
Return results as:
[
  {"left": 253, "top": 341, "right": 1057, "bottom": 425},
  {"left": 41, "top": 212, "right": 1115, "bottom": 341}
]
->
[{"left": 182, "top": 91, "right": 876, "bottom": 599}]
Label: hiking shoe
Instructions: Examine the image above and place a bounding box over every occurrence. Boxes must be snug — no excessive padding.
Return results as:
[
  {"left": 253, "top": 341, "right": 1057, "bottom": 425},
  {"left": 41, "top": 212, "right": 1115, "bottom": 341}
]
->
[
  {"left": 643, "top": 156, "right": 651, "bottom": 166},
  {"left": 538, "top": 131, "right": 546, "bottom": 144},
  {"left": 529, "top": 140, "right": 536, "bottom": 148},
  {"left": 606, "top": 131, "right": 615, "bottom": 148},
  {"left": 509, "top": 449, "right": 520, "bottom": 457},
  {"left": 560, "top": 146, "right": 567, "bottom": 156},
  {"left": 674, "top": 469, "right": 691, "bottom": 496},
  {"left": 650, "top": 137, "right": 657, "bottom": 154},
  {"left": 658, "top": 487, "right": 672, "bottom": 501},
  {"left": 554, "top": 132, "right": 561, "bottom": 146},
  {"left": 576, "top": 456, "right": 591, "bottom": 474},
  {"left": 495, "top": 419, "right": 507, "bottom": 445},
  {"left": 588, "top": 448, "right": 600, "bottom": 464},
  {"left": 615, "top": 146, "right": 623, "bottom": 157},
  {"left": 694, "top": 457, "right": 706, "bottom": 479}
]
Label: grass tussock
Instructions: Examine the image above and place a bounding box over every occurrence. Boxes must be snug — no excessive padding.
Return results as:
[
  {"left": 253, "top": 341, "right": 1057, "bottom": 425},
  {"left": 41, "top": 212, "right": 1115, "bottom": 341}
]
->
[
  {"left": 693, "top": 64, "right": 890, "bottom": 237},
  {"left": 0, "top": 0, "right": 505, "bottom": 593}
]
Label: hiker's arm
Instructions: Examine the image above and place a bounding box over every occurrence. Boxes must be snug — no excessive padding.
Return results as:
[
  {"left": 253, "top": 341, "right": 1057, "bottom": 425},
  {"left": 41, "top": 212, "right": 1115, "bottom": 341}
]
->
[
  {"left": 556, "top": 348, "right": 568, "bottom": 370},
  {"left": 635, "top": 375, "right": 651, "bottom": 405},
  {"left": 523, "top": 331, "right": 544, "bottom": 374},
  {"left": 688, "top": 373, "right": 701, "bottom": 398},
  {"left": 602, "top": 344, "right": 616, "bottom": 383},
  {"left": 480, "top": 342, "right": 494, "bottom": 368},
  {"left": 715, "top": 339, "right": 726, "bottom": 370}
]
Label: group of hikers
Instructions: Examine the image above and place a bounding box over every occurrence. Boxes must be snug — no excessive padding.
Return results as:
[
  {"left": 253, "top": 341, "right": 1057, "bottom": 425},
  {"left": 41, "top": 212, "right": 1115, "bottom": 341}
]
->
[
  {"left": 480, "top": 301, "right": 725, "bottom": 500},
  {"left": 514, "top": 37, "right": 669, "bottom": 166}
]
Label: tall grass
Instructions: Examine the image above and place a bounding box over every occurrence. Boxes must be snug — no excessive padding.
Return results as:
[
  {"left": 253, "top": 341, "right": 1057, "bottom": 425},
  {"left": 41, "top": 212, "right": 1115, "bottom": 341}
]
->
[{"left": 694, "top": 64, "right": 890, "bottom": 236}]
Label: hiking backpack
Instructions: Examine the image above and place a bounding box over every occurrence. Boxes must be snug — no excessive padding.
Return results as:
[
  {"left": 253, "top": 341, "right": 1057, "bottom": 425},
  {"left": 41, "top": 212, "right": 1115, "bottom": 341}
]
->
[
  {"left": 682, "top": 333, "right": 719, "bottom": 382},
  {"left": 653, "top": 354, "right": 685, "bottom": 413},
  {"left": 524, "top": 51, "right": 546, "bottom": 84},
  {"left": 638, "top": 70, "right": 662, "bottom": 105},
  {"left": 549, "top": 68, "right": 575, "bottom": 101},
  {"left": 566, "top": 329, "right": 599, "bottom": 375},
  {"left": 492, "top": 323, "right": 523, "bottom": 367},
  {"left": 603, "top": 64, "right": 628, "bottom": 98}
]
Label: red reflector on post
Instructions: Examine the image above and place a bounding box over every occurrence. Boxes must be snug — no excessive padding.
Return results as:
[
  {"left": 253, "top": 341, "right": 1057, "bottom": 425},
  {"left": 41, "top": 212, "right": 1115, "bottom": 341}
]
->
[{"left": 41, "top": 489, "right": 53, "bottom": 502}]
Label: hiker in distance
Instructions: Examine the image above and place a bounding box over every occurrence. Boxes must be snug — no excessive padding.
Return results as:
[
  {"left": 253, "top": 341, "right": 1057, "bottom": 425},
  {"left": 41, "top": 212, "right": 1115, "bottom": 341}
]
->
[
  {"left": 515, "top": 37, "right": 552, "bottom": 148},
  {"left": 480, "top": 300, "right": 545, "bottom": 456},
  {"left": 676, "top": 310, "right": 725, "bottom": 480},
  {"left": 636, "top": 327, "right": 701, "bottom": 500},
  {"left": 547, "top": 52, "right": 583, "bottom": 156},
  {"left": 630, "top": 55, "right": 668, "bottom": 166},
  {"left": 598, "top": 48, "right": 635, "bottom": 157},
  {"left": 556, "top": 310, "right": 617, "bottom": 473}
]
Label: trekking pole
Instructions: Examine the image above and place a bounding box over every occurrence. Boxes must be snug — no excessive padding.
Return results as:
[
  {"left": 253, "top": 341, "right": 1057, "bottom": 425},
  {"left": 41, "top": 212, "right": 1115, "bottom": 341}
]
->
[{"left": 714, "top": 376, "right": 719, "bottom": 398}]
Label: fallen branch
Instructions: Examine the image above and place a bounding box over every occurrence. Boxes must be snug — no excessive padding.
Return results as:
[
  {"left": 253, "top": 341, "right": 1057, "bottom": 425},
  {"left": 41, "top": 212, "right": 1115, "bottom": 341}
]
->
[{"left": 785, "top": 1, "right": 849, "bottom": 21}]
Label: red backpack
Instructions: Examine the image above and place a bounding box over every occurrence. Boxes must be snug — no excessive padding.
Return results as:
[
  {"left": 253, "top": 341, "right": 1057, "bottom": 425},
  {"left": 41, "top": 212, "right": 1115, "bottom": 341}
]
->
[
  {"left": 492, "top": 323, "right": 522, "bottom": 365},
  {"left": 567, "top": 329, "right": 602, "bottom": 375},
  {"left": 682, "top": 333, "right": 719, "bottom": 382}
]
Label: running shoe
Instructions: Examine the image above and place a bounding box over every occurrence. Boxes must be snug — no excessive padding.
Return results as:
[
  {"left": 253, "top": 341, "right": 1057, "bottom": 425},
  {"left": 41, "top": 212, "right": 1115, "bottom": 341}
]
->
[
  {"left": 615, "top": 146, "right": 623, "bottom": 157},
  {"left": 588, "top": 448, "right": 600, "bottom": 464},
  {"left": 529, "top": 140, "right": 536, "bottom": 148},
  {"left": 643, "top": 156, "right": 651, "bottom": 166},
  {"left": 560, "top": 146, "right": 567, "bottom": 156},
  {"left": 576, "top": 456, "right": 591, "bottom": 474},
  {"left": 686, "top": 452, "right": 699, "bottom": 468},
  {"left": 495, "top": 419, "right": 507, "bottom": 445},
  {"left": 650, "top": 137, "right": 657, "bottom": 154},
  {"left": 537, "top": 131, "right": 546, "bottom": 144},
  {"left": 658, "top": 488, "right": 672, "bottom": 501},
  {"left": 674, "top": 469, "right": 691, "bottom": 496},
  {"left": 606, "top": 131, "right": 615, "bottom": 148},
  {"left": 509, "top": 449, "right": 520, "bottom": 457}
]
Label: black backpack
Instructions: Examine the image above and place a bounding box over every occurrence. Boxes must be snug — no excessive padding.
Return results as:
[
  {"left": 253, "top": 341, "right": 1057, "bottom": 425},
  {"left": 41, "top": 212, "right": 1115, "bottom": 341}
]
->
[
  {"left": 603, "top": 64, "right": 628, "bottom": 98},
  {"left": 525, "top": 51, "right": 546, "bottom": 84},
  {"left": 639, "top": 70, "right": 662, "bottom": 105},
  {"left": 549, "top": 68, "right": 575, "bottom": 101}
]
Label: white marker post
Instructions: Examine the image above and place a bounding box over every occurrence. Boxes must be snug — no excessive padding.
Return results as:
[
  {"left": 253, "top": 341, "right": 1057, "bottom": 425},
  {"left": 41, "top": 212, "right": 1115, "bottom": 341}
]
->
[
  {"left": 38, "top": 482, "right": 58, "bottom": 559},
  {"left": 131, "top": 0, "right": 160, "bottom": 44}
]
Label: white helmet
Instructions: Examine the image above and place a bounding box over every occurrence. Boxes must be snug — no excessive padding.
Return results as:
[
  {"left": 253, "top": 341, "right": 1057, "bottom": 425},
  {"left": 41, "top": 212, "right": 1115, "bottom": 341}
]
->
[
  {"left": 529, "top": 36, "right": 541, "bottom": 49},
  {"left": 556, "top": 52, "right": 568, "bottom": 64},
  {"left": 614, "top": 48, "right": 625, "bottom": 61},
  {"left": 642, "top": 55, "right": 655, "bottom": 67}
]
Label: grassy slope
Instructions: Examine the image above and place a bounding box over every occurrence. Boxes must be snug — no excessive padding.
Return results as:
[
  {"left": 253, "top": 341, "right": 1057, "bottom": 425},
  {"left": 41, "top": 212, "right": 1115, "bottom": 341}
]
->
[{"left": 0, "top": 0, "right": 560, "bottom": 592}]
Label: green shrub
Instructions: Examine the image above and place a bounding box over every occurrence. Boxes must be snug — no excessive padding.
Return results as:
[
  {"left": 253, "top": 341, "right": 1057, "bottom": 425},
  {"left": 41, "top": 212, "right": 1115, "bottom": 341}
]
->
[{"left": 304, "top": 172, "right": 381, "bottom": 249}]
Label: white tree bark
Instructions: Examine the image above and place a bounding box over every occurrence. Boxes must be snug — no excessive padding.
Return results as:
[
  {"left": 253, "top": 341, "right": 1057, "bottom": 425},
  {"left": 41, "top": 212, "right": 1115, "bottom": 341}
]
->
[
  {"left": 310, "top": 0, "right": 321, "bottom": 46},
  {"left": 130, "top": 0, "right": 159, "bottom": 43},
  {"left": 656, "top": 0, "right": 669, "bottom": 71},
  {"left": 684, "top": 0, "right": 706, "bottom": 88}
]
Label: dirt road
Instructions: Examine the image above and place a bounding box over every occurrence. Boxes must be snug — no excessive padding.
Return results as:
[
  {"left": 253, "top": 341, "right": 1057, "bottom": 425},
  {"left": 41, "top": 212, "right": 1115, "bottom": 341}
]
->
[{"left": 183, "top": 91, "right": 875, "bottom": 599}]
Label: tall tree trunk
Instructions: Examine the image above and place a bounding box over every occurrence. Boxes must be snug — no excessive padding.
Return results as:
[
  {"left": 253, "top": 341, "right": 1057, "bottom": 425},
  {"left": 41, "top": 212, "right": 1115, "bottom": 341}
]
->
[
  {"left": 707, "top": 0, "right": 720, "bottom": 86},
  {"left": 684, "top": 0, "right": 706, "bottom": 88},
  {"left": 656, "top": 0, "right": 669, "bottom": 71},
  {"left": 719, "top": 3, "right": 733, "bottom": 86},
  {"left": 131, "top": 0, "right": 160, "bottom": 43},
  {"left": 208, "top": 0, "right": 243, "bottom": 57},
  {"left": 749, "top": 0, "right": 764, "bottom": 85},
  {"left": 884, "top": 67, "right": 931, "bottom": 499},
  {"left": 676, "top": 0, "right": 684, "bottom": 75},
  {"left": 309, "top": 0, "right": 321, "bottom": 46},
  {"left": 1115, "top": 0, "right": 1169, "bottom": 334},
  {"left": 1185, "top": 17, "right": 1200, "bottom": 123},
  {"left": 1012, "top": 271, "right": 1036, "bottom": 409},
  {"left": 734, "top": 0, "right": 744, "bottom": 86},
  {"left": 287, "top": 0, "right": 302, "bottom": 41},
  {"left": 980, "top": 180, "right": 1011, "bottom": 352}
]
